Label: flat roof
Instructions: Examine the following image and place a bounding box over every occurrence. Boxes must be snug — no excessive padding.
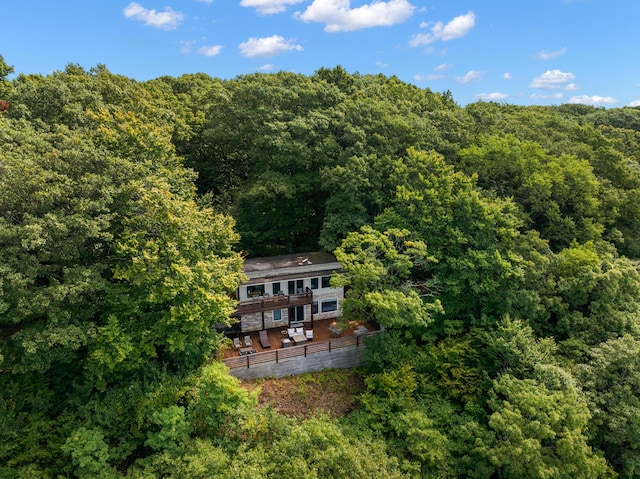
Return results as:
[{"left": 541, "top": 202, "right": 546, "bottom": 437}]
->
[
  {"left": 244, "top": 251, "right": 342, "bottom": 285},
  {"left": 243, "top": 252, "right": 338, "bottom": 273}
]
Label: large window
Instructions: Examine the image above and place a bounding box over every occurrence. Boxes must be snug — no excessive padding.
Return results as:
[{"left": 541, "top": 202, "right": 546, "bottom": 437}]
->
[
  {"left": 321, "top": 298, "right": 338, "bottom": 313},
  {"left": 321, "top": 276, "right": 331, "bottom": 288},
  {"left": 312, "top": 301, "right": 318, "bottom": 314},
  {"left": 273, "top": 309, "right": 282, "bottom": 321},
  {"left": 247, "top": 284, "right": 264, "bottom": 297},
  {"left": 310, "top": 277, "right": 319, "bottom": 290},
  {"left": 272, "top": 282, "right": 281, "bottom": 295},
  {"left": 288, "top": 280, "right": 295, "bottom": 294}
]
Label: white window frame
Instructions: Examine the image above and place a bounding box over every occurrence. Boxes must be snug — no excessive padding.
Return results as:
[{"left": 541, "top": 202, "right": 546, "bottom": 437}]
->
[{"left": 321, "top": 298, "right": 338, "bottom": 313}]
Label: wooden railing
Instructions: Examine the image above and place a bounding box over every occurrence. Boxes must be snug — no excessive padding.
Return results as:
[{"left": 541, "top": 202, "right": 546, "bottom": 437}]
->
[
  {"left": 222, "top": 330, "right": 377, "bottom": 370},
  {"left": 232, "top": 291, "right": 313, "bottom": 316}
]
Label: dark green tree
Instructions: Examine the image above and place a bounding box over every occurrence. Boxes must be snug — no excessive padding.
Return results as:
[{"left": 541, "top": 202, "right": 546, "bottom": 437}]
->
[
  {"left": 578, "top": 335, "right": 640, "bottom": 478},
  {"left": 482, "top": 367, "right": 610, "bottom": 478}
]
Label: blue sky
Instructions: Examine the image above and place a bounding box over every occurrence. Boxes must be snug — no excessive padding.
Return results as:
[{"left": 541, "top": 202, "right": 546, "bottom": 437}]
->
[{"left": 2, "top": 0, "right": 639, "bottom": 107}]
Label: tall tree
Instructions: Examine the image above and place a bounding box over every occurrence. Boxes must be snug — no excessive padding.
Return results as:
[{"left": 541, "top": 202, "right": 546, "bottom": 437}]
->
[
  {"left": 577, "top": 335, "right": 640, "bottom": 478},
  {"left": 482, "top": 368, "right": 609, "bottom": 478},
  {"left": 374, "top": 148, "right": 545, "bottom": 334},
  {"left": 333, "top": 226, "right": 440, "bottom": 331}
]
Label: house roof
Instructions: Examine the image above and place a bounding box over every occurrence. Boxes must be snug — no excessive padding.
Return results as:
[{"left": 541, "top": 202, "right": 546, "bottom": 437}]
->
[{"left": 243, "top": 251, "right": 341, "bottom": 283}]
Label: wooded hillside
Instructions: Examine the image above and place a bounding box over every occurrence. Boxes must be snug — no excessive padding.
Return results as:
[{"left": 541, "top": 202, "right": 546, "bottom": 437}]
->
[{"left": 2, "top": 56, "right": 640, "bottom": 478}]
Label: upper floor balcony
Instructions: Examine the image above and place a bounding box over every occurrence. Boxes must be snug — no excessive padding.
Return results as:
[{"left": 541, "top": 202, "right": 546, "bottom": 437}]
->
[{"left": 231, "top": 289, "right": 313, "bottom": 317}]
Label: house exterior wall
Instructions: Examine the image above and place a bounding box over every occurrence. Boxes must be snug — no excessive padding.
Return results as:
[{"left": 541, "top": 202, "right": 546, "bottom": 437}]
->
[
  {"left": 234, "top": 253, "right": 344, "bottom": 333},
  {"left": 263, "top": 308, "right": 289, "bottom": 330},
  {"left": 240, "top": 312, "right": 263, "bottom": 332}
]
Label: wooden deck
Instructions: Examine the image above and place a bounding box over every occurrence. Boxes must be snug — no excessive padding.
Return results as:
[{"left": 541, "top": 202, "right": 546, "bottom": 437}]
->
[
  {"left": 232, "top": 291, "right": 313, "bottom": 317},
  {"left": 220, "top": 318, "right": 375, "bottom": 360},
  {"left": 221, "top": 329, "right": 378, "bottom": 374}
]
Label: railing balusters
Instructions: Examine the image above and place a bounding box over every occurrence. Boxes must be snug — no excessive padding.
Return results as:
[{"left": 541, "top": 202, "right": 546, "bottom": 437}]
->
[{"left": 222, "top": 330, "right": 379, "bottom": 371}]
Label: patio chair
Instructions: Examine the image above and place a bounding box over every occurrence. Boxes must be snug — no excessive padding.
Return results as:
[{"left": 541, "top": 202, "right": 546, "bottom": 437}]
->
[
  {"left": 259, "top": 330, "right": 271, "bottom": 348},
  {"left": 305, "top": 329, "right": 314, "bottom": 341},
  {"left": 244, "top": 335, "right": 253, "bottom": 347},
  {"left": 233, "top": 337, "right": 242, "bottom": 350}
]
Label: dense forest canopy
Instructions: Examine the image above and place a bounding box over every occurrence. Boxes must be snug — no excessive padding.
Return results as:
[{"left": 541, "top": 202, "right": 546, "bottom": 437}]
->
[{"left": 2, "top": 55, "right": 640, "bottom": 477}]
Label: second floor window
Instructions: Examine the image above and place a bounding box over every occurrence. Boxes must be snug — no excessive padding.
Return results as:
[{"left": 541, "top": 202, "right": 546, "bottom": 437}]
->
[{"left": 247, "top": 284, "right": 264, "bottom": 297}]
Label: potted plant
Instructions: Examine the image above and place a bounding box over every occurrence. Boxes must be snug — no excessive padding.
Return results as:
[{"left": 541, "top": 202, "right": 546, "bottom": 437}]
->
[{"left": 328, "top": 321, "right": 343, "bottom": 337}]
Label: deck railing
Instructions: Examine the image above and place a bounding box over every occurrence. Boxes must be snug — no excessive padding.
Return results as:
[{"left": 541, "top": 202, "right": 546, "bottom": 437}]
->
[
  {"left": 222, "top": 330, "right": 377, "bottom": 370},
  {"left": 232, "top": 291, "right": 313, "bottom": 317}
]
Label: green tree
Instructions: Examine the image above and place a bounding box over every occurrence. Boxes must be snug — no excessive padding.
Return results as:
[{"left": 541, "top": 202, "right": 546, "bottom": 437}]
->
[
  {"left": 145, "top": 406, "right": 192, "bottom": 454},
  {"left": 374, "top": 147, "right": 542, "bottom": 334},
  {"left": 0, "top": 54, "right": 13, "bottom": 100},
  {"left": 458, "top": 135, "right": 603, "bottom": 251},
  {"left": 88, "top": 180, "right": 244, "bottom": 385},
  {"left": 533, "top": 241, "right": 640, "bottom": 357},
  {"left": 578, "top": 335, "right": 640, "bottom": 478},
  {"left": 62, "top": 427, "right": 116, "bottom": 478},
  {"left": 483, "top": 368, "right": 609, "bottom": 478},
  {"left": 482, "top": 316, "right": 558, "bottom": 379},
  {"left": 0, "top": 69, "right": 246, "bottom": 476},
  {"left": 229, "top": 417, "right": 404, "bottom": 479},
  {"left": 187, "top": 362, "right": 257, "bottom": 439},
  {"left": 333, "top": 226, "right": 440, "bottom": 330},
  {"left": 320, "top": 153, "right": 395, "bottom": 251}
]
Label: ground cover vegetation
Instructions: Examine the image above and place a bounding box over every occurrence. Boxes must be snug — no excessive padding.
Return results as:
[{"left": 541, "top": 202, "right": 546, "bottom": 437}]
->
[{"left": 1, "top": 54, "right": 640, "bottom": 477}]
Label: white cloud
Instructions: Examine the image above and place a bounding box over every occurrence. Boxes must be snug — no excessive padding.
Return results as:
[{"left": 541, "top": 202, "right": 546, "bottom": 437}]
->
[
  {"left": 409, "top": 11, "right": 475, "bottom": 47},
  {"left": 503, "top": 72, "right": 512, "bottom": 80},
  {"left": 196, "top": 0, "right": 214, "bottom": 3},
  {"left": 239, "top": 35, "right": 303, "bottom": 58},
  {"left": 529, "top": 69, "right": 575, "bottom": 89},
  {"left": 569, "top": 95, "right": 618, "bottom": 105},
  {"left": 455, "top": 70, "right": 483, "bottom": 84},
  {"left": 537, "top": 47, "right": 567, "bottom": 60},
  {"left": 530, "top": 92, "right": 563, "bottom": 100},
  {"left": 123, "top": 2, "right": 184, "bottom": 30},
  {"left": 296, "top": 0, "right": 415, "bottom": 32},
  {"left": 414, "top": 73, "right": 445, "bottom": 81},
  {"left": 435, "top": 63, "right": 451, "bottom": 71},
  {"left": 564, "top": 83, "right": 580, "bottom": 91},
  {"left": 259, "top": 64, "right": 275, "bottom": 71},
  {"left": 179, "top": 40, "right": 194, "bottom": 54},
  {"left": 630, "top": 100, "right": 640, "bottom": 107},
  {"left": 375, "top": 61, "right": 389, "bottom": 68},
  {"left": 198, "top": 45, "right": 223, "bottom": 56},
  {"left": 242, "top": 0, "right": 304, "bottom": 15},
  {"left": 475, "top": 92, "right": 508, "bottom": 101}
]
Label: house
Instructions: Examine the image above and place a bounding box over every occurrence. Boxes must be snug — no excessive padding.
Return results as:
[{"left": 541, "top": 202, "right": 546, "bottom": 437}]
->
[{"left": 231, "top": 252, "right": 343, "bottom": 333}]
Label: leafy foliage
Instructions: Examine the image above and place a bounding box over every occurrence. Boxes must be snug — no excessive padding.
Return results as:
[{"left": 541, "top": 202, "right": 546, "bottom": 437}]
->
[{"left": 2, "top": 60, "right": 640, "bottom": 477}]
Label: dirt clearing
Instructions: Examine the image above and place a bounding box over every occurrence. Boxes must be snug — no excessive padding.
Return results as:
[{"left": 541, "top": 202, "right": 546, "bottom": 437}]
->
[{"left": 241, "top": 369, "right": 366, "bottom": 419}]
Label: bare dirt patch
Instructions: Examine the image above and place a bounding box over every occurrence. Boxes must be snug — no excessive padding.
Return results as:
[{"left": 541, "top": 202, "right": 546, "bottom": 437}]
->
[{"left": 241, "top": 369, "right": 366, "bottom": 419}]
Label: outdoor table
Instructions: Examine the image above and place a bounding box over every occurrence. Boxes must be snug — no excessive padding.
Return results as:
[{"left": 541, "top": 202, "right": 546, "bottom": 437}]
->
[{"left": 291, "top": 333, "right": 307, "bottom": 344}]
